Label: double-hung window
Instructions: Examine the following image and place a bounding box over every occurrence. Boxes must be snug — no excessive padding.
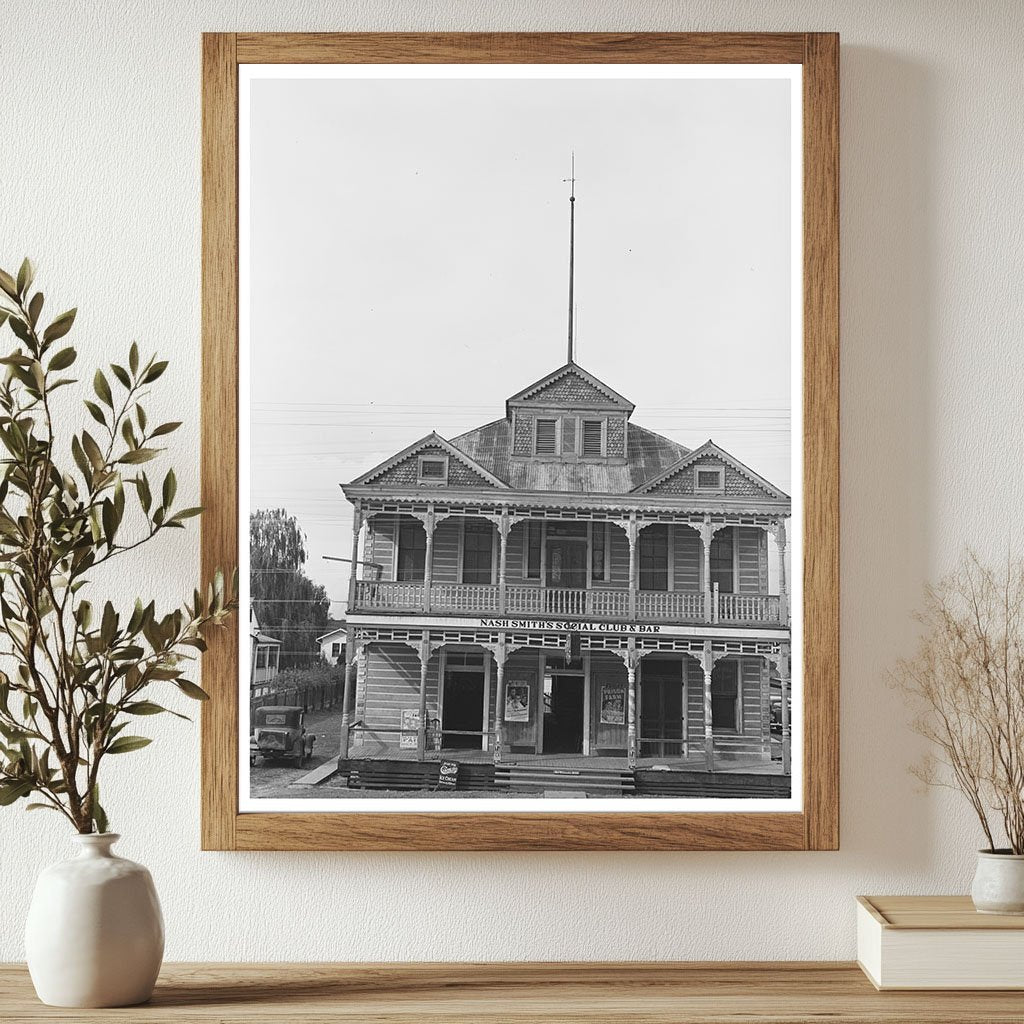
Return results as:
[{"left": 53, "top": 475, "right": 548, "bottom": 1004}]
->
[{"left": 462, "top": 520, "right": 494, "bottom": 584}]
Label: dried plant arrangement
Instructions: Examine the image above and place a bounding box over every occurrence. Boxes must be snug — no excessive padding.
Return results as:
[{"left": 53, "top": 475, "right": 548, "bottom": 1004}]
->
[
  {"left": 895, "top": 552, "right": 1024, "bottom": 854},
  {"left": 0, "top": 259, "right": 235, "bottom": 833}
]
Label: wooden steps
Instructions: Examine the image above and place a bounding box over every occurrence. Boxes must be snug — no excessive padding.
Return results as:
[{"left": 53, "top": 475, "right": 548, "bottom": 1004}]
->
[{"left": 495, "top": 764, "right": 635, "bottom": 796}]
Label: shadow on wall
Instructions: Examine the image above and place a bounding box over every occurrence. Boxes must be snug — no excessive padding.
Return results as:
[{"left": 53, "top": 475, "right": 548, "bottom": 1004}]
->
[{"left": 838, "top": 47, "right": 937, "bottom": 869}]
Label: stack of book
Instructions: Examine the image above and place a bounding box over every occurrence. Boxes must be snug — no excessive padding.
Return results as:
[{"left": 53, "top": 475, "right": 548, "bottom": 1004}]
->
[{"left": 857, "top": 895, "right": 1024, "bottom": 990}]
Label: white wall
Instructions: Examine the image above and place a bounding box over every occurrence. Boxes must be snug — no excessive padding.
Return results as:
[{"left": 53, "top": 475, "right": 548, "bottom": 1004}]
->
[{"left": 2, "top": 0, "right": 1023, "bottom": 962}]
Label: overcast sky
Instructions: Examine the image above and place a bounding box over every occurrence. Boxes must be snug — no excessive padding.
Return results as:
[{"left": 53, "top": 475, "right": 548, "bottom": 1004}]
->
[{"left": 247, "top": 72, "right": 793, "bottom": 609}]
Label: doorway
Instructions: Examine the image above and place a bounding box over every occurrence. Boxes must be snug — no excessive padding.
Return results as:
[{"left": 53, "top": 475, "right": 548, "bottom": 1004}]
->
[
  {"left": 441, "top": 652, "right": 486, "bottom": 749},
  {"left": 545, "top": 539, "right": 587, "bottom": 589},
  {"left": 542, "top": 674, "right": 584, "bottom": 754},
  {"left": 640, "top": 659, "right": 684, "bottom": 758}
]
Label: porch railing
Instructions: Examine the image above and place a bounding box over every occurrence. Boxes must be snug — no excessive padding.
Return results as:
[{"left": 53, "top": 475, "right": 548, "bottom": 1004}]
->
[{"left": 717, "top": 593, "right": 781, "bottom": 624}]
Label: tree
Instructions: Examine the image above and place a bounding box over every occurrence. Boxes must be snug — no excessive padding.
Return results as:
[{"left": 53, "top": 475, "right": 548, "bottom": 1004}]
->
[{"left": 250, "top": 509, "right": 330, "bottom": 670}]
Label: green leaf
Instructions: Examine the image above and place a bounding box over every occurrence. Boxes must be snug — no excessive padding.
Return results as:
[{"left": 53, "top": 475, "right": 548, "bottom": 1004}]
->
[
  {"left": 118, "top": 448, "right": 158, "bottom": 465},
  {"left": 81, "top": 431, "right": 105, "bottom": 471},
  {"left": 93, "top": 369, "right": 113, "bottom": 408},
  {"left": 48, "top": 346, "right": 77, "bottom": 371},
  {"left": 83, "top": 400, "right": 106, "bottom": 427},
  {"left": 150, "top": 421, "right": 181, "bottom": 438},
  {"left": 162, "top": 468, "right": 176, "bottom": 508},
  {"left": 142, "top": 360, "right": 168, "bottom": 383},
  {"left": 27, "top": 291, "right": 43, "bottom": 328},
  {"left": 121, "top": 418, "right": 137, "bottom": 449},
  {"left": 0, "top": 779, "right": 32, "bottom": 805},
  {"left": 0, "top": 269, "right": 18, "bottom": 300},
  {"left": 9, "top": 316, "right": 31, "bottom": 345},
  {"left": 110, "top": 363, "right": 131, "bottom": 389},
  {"left": 175, "top": 679, "right": 210, "bottom": 701},
  {"left": 105, "top": 735, "right": 152, "bottom": 755},
  {"left": 136, "top": 473, "right": 152, "bottom": 513},
  {"left": 124, "top": 700, "right": 187, "bottom": 719},
  {"left": 43, "top": 308, "right": 76, "bottom": 344},
  {"left": 16, "top": 258, "right": 34, "bottom": 298},
  {"left": 91, "top": 785, "right": 108, "bottom": 834},
  {"left": 26, "top": 802, "right": 61, "bottom": 813},
  {"left": 168, "top": 507, "right": 202, "bottom": 524},
  {"left": 129, "top": 342, "right": 139, "bottom": 375}
]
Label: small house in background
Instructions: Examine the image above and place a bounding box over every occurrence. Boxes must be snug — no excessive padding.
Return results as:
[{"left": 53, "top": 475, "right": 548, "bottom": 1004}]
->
[
  {"left": 317, "top": 620, "right": 347, "bottom": 666},
  {"left": 250, "top": 609, "right": 282, "bottom": 688}
]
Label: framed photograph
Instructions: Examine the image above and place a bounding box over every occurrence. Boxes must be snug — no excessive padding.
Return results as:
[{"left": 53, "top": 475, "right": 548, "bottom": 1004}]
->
[{"left": 202, "top": 32, "right": 838, "bottom": 851}]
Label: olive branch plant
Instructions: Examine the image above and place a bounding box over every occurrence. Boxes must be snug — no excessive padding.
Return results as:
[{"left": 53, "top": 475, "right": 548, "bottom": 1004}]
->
[{"left": 0, "top": 259, "right": 235, "bottom": 834}]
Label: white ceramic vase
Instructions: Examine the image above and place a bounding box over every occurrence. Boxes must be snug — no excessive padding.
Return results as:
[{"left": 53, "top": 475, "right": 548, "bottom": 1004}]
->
[
  {"left": 971, "top": 850, "right": 1024, "bottom": 915},
  {"left": 25, "top": 833, "right": 164, "bottom": 1007}
]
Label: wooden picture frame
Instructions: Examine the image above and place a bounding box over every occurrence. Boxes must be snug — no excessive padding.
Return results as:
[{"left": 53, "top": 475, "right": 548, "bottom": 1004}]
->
[{"left": 201, "top": 32, "right": 838, "bottom": 851}]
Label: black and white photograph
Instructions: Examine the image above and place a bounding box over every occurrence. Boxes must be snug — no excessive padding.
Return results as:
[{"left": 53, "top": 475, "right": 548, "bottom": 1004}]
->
[{"left": 240, "top": 64, "right": 802, "bottom": 810}]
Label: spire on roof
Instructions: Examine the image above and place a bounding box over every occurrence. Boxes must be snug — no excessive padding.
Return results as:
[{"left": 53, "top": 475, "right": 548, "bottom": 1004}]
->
[{"left": 563, "top": 153, "right": 576, "bottom": 364}]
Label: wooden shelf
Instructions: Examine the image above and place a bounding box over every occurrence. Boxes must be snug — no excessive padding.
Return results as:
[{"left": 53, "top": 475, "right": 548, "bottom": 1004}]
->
[{"left": 4, "top": 962, "right": 1024, "bottom": 1022}]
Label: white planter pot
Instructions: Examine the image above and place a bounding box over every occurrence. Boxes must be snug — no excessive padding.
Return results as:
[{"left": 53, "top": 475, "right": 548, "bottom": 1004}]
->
[
  {"left": 971, "top": 850, "right": 1024, "bottom": 915},
  {"left": 25, "top": 833, "right": 164, "bottom": 1007}
]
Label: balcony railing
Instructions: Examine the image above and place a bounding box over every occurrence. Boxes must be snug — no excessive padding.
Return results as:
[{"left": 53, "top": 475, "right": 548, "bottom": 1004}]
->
[{"left": 352, "top": 581, "right": 783, "bottom": 626}]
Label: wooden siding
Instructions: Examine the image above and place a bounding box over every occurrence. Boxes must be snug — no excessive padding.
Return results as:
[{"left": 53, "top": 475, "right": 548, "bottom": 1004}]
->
[
  {"left": 432, "top": 517, "right": 461, "bottom": 584},
  {"left": 367, "top": 515, "right": 398, "bottom": 580},
  {"left": 606, "top": 524, "right": 630, "bottom": 587},
  {"left": 684, "top": 657, "right": 706, "bottom": 747},
  {"left": 672, "top": 525, "right": 701, "bottom": 591},
  {"left": 590, "top": 652, "right": 628, "bottom": 753},
  {"left": 736, "top": 527, "right": 762, "bottom": 595},
  {"left": 356, "top": 644, "right": 439, "bottom": 748}
]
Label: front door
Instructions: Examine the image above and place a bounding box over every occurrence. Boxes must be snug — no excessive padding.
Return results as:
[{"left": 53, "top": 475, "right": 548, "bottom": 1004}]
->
[
  {"left": 441, "top": 670, "right": 485, "bottom": 749},
  {"left": 543, "top": 674, "right": 584, "bottom": 754},
  {"left": 640, "top": 661, "right": 684, "bottom": 758}
]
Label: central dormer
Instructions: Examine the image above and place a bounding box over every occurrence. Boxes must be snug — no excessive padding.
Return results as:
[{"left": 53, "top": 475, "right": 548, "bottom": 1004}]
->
[{"left": 506, "top": 361, "right": 635, "bottom": 466}]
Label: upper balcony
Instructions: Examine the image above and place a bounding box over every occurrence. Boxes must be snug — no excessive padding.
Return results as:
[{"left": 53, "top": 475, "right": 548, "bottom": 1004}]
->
[
  {"left": 346, "top": 510, "right": 789, "bottom": 629},
  {"left": 352, "top": 579, "right": 781, "bottom": 625}
]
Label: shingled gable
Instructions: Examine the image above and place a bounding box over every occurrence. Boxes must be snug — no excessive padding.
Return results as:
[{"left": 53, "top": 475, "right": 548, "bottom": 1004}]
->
[
  {"left": 347, "top": 432, "right": 508, "bottom": 490},
  {"left": 505, "top": 361, "right": 635, "bottom": 416},
  {"left": 634, "top": 440, "right": 790, "bottom": 500}
]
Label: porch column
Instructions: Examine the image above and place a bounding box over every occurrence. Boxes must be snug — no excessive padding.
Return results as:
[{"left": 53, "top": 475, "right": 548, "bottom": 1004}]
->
[
  {"left": 626, "top": 639, "right": 638, "bottom": 770},
  {"left": 772, "top": 520, "right": 789, "bottom": 625},
  {"left": 416, "top": 630, "right": 431, "bottom": 760},
  {"left": 498, "top": 508, "right": 510, "bottom": 614},
  {"left": 701, "top": 640, "right": 715, "bottom": 772},
  {"left": 340, "top": 629, "right": 358, "bottom": 759},
  {"left": 492, "top": 634, "right": 507, "bottom": 765},
  {"left": 779, "top": 644, "right": 791, "bottom": 776},
  {"left": 700, "top": 515, "right": 713, "bottom": 623},
  {"left": 422, "top": 504, "right": 435, "bottom": 613},
  {"left": 628, "top": 512, "right": 638, "bottom": 620},
  {"left": 347, "top": 501, "right": 363, "bottom": 611}
]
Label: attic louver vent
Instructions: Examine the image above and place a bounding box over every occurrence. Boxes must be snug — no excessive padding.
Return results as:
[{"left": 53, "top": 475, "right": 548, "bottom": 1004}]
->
[
  {"left": 535, "top": 418, "right": 557, "bottom": 455},
  {"left": 582, "top": 419, "right": 603, "bottom": 457}
]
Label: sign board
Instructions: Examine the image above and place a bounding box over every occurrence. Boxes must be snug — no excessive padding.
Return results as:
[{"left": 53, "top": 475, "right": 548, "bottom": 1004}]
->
[
  {"left": 437, "top": 760, "right": 459, "bottom": 790},
  {"left": 600, "top": 684, "right": 626, "bottom": 725},
  {"left": 399, "top": 708, "right": 419, "bottom": 749},
  {"left": 504, "top": 681, "right": 530, "bottom": 723}
]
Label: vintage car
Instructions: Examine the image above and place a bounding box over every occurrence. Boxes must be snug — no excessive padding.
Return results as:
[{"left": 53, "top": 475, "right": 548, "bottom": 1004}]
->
[{"left": 250, "top": 706, "right": 315, "bottom": 767}]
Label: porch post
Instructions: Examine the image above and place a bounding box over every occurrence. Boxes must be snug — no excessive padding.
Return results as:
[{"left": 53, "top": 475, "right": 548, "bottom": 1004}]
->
[
  {"left": 348, "top": 501, "right": 363, "bottom": 611},
  {"left": 779, "top": 643, "right": 791, "bottom": 776},
  {"left": 340, "top": 629, "right": 358, "bottom": 759},
  {"left": 498, "top": 508, "right": 509, "bottom": 614},
  {"left": 626, "top": 637, "right": 638, "bottom": 770},
  {"left": 628, "top": 512, "right": 638, "bottom": 620},
  {"left": 700, "top": 515, "right": 713, "bottom": 623},
  {"left": 422, "top": 504, "right": 435, "bottom": 613},
  {"left": 492, "top": 633, "right": 507, "bottom": 765},
  {"left": 772, "top": 520, "right": 789, "bottom": 625},
  {"left": 416, "top": 630, "right": 431, "bottom": 760},
  {"left": 701, "top": 640, "right": 715, "bottom": 772}
]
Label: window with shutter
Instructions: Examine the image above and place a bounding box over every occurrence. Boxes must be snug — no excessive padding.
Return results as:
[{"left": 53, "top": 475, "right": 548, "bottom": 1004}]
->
[
  {"left": 535, "top": 418, "right": 557, "bottom": 455},
  {"left": 582, "top": 419, "right": 603, "bottom": 457}
]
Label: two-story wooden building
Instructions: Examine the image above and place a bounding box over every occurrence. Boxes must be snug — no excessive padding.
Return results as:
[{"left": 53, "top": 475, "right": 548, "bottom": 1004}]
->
[{"left": 338, "top": 359, "right": 792, "bottom": 788}]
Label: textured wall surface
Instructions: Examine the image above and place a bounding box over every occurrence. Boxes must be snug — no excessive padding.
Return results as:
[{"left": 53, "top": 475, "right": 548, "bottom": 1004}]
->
[{"left": 2, "top": 0, "right": 1023, "bottom": 962}]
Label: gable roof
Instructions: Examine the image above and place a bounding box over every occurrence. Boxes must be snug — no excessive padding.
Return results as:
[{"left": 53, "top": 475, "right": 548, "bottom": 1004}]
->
[
  {"left": 505, "top": 361, "right": 635, "bottom": 416},
  {"left": 633, "top": 440, "right": 790, "bottom": 499},
  {"left": 448, "top": 418, "right": 688, "bottom": 494},
  {"left": 346, "top": 432, "right": 509, "bottom": 489}
]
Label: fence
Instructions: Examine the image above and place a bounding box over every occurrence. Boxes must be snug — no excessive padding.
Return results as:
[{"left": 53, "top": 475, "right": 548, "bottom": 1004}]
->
[{"left": 249, "top": 678, "right": 345, "bottom": 721}]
